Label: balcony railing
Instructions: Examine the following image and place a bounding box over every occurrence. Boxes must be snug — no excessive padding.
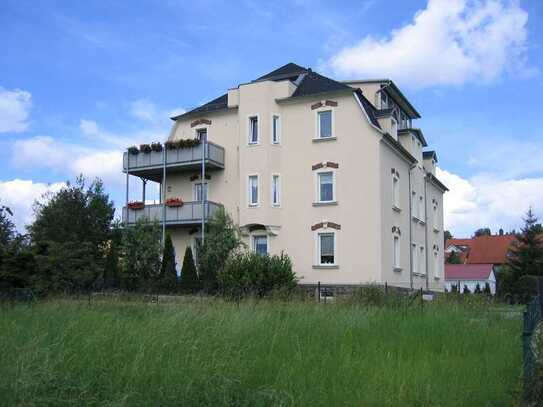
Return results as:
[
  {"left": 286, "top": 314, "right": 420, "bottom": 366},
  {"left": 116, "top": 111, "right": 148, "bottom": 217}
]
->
[
  {"left": 122, "top": 201, "right": 222, "bottom": 226},
  {"left": 122, "top": 142, "right": 225, "bottom": 182}
]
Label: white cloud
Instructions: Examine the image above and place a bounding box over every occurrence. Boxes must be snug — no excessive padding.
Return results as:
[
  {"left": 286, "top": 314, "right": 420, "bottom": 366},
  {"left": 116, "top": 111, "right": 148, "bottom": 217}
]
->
[
  {"left": 130, "top": 98, "right": 186, "bottom": 123},
  {"left": 0, "top": 87, "right": 32, "bottom": 133},
  {"left": 327, "top": 0, "right": 533, "bottom": 88},
  {"left": 438, "top": 168, "right": 543, "bottom": 237},
  {"left": 0, "top": 179, "right": 65, "bottom": 232}
]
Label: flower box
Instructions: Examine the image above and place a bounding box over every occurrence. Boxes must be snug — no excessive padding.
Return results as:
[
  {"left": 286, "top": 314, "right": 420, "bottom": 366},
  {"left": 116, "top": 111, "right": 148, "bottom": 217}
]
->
[
  {"left": 128, "top": 146, "right": 139, "bottom": 155},
  {"left": 127, "top": 201, "right": 145, "bottom": 210},
  {"left": 139, "top": 144, "right": 152, "bottom": 153},
  {"left": 165, "top": 198, "right": 184, "bottom": 207},
  {"left": 151, "top": 142, "right": 163, "bottom": 152},
  {"left": 165, "top": 138, "right": 201, "bottom": 150}
]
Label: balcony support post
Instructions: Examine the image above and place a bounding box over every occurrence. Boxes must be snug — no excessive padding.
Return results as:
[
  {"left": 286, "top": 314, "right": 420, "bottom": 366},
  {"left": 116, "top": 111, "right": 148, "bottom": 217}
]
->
[
  {"left": 142, "top": 178, "right": 147, "bottom": 204},
  {"left": 162, "top": 147, "right": 166, "bottom": 245},
  {"left": 125, "top": 149, "right": 129, "bottom": 226},
  {"left": 201, "top": 140, "right": 206, "bottom": 244}
]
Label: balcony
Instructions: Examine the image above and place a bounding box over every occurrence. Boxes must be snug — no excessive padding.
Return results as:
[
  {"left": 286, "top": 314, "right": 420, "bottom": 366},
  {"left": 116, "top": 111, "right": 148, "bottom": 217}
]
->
[
  {"left": 123, "top": 142, "right": 225, "bottom": 182},
  {"left": 122, "top": 201, "right": 222, "bottom": 226}
]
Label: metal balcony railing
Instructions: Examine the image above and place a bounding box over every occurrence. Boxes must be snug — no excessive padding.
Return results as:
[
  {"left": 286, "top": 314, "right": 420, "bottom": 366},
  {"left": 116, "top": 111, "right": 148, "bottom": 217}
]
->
[{"left": 122, "top": 201, "right": 222, "bottom": 226}]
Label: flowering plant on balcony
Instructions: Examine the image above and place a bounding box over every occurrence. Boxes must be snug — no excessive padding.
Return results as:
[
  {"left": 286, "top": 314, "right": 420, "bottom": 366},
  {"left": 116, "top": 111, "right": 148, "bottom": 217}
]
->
[
  {"left": 165, "top": 197, "right": 184, "bottom": 207},
  {"left": 139, "top": 144, "right": 152, "bottom": 153},
  {"left": 151, "top": 142, "right": 163, "bottom": 152},
  {"left": 165, "top": 138, "right": 201, "bottom": 150},
  {"left": 127, "top": 201, "right": 145, "bottom": 210},
  {"left": 127, "top": 146, "right": 139, "bottom": 155}
]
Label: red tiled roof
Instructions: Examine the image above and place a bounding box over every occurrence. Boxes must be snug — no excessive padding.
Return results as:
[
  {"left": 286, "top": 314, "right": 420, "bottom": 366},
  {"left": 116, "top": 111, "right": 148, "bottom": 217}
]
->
[
  {"left": 445, "top": 264, "right": 494, "bottom": 280},
  {"left": 445, "top": 235, "right": 516, "bottom": 265}
]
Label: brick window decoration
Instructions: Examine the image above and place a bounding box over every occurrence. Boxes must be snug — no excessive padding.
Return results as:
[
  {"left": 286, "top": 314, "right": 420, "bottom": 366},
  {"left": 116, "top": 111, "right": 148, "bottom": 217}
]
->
[
  {"left": 312, "top": 161, "right": 339, "bottom": 171},
  {"left": 190, "top": 118, "right": 212, "bottom": 128},
  {"left": 311, "top": 221, "right": 341, "bottom": 231},
  {"left": 311, "top": 100, "right": 339, "bottom": 110}
]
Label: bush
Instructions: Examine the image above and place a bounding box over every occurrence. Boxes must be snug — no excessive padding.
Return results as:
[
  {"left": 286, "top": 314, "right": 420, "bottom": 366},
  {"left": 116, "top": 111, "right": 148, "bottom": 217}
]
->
[
  {"left": 179, "top": 247, "right": 200, "bottom": 293},
  {"left": 160, "top": 234, "right": 177, "bottom": 293},
  {"left": 218, "top": 252, "right": 296, "bottom": 299}
]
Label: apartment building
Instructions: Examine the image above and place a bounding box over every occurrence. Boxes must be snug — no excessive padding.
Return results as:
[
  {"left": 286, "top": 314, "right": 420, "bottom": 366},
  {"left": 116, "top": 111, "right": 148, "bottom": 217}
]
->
[{"left": 122, "top": 63, "right": 448, "bottom": 291}]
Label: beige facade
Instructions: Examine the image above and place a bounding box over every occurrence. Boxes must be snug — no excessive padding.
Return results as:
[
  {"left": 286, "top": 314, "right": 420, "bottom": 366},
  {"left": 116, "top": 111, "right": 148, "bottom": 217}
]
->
[{"left": 123, "top": 63, "right": 447, "bottom": 291}]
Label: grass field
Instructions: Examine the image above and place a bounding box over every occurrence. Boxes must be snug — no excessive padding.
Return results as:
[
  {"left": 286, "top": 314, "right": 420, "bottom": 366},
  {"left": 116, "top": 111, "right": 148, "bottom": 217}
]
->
[{"left": 0, "top": 297, "right": 522, "bottom": 406}]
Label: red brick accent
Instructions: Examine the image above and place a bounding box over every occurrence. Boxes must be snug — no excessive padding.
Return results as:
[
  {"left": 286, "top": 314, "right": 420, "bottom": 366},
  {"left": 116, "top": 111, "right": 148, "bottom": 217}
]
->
[
  {"left": 311, "top": 222, "right": 341, "bottom": 231},
  {"left": 311, "top": 100, "right": 338, "bottom": 110},
  {"left": 325, "top": 100, "right": 338, "bottom": 107},
  {"left": 311, "top": 102, "right": 323, "bottom": 110},
  {"left": 312, "top": 161, "right": 339, "bottom": 170},
  {"left": 190, "top": 118, "right": 212, "bottom": 127}
]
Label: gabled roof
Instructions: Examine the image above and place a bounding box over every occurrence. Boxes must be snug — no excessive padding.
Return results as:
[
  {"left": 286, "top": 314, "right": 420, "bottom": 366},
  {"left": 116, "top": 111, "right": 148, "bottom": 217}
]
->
[
  {"left": 255, "top": 62, "right": 307, "bottom": 81},
  {"left": 398, "top": 128, "right": 427, "bottom": 147},
  {"left": 423, "top": 150, "right": 438, "bottom": 162},
  {"left": 445, "top": 264, "right": 494, "bottom": 281},
  {"left": 445, "top": 235, "right": 517, "bottom": 265},
  {"left": 291, "top": 70, "right": 352, "bottom": 98},
  {"left": 354, "top": 89, "right": 381, "bottom": 129},
  {"left": 171, "top": 94, "right": 228, "bottom": 120}
]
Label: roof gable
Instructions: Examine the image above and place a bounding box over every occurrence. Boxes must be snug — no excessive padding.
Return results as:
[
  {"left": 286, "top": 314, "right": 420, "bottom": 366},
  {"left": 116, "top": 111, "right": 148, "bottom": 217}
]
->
[
  {"left": 291, "top": 70, "right": 352, "bottom": 98},
  {"left": 445, "top": 264, "right": 494, "bottom": 280},
  {"left": 256, "top": 62, "right": 308, "bottom": 81}
]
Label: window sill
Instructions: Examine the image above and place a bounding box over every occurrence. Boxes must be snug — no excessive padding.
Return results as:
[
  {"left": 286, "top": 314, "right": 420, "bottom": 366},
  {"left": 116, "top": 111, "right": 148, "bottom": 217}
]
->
[
  {"left": 248, "top": 204, "right": 260, "bottom": 208},
  {"left": 313, "top": 201, "right": 338, "bottom": 207},
  {"left": 392, "top": 205, "right": 402, "bottom": 213},
  {"left": 393, "top": 267, "right": 403, "bottom": 272},
  {"left": 271, "top": 204, "right": 281, "bottom": 208},
  {"left": 413, "top": 272, "right": 426, "bottom": 277},
  {"left": 247, "top": 142, "right": 260, "bottom": 147},
  {"left": 312, "top": 137, "right": 337, "bottom": 143},
  {"left": 433, "top": 227, "right": 440, "bottom": 233},
  {"left": 313, "top": 265, "right": 339, "bottom": 269}
]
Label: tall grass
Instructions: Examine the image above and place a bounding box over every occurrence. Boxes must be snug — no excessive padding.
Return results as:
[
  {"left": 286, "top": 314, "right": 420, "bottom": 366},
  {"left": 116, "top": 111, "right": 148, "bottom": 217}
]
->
[{"left": 0, "top": 298, "right": 521, "bottom": 406}]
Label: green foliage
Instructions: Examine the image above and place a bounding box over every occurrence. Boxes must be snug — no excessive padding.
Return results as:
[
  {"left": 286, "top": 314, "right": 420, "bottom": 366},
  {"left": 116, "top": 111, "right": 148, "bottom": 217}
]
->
[
  {"left": 197, "top": 208, "right": 243, "bottom": 293},
  {"left": 463, "top": 285, "right": 470, "bottom": 294},
  {"left": 474, "top": 283, "right": 482, "bottom": 294},
  {"left": 0, "top": 205, "right": 15, "bottom": 256},
  {"left": 348, "top": 284, "right": 387, "bottom": 306},
  {"left": 508, "top": 208, "right": 543, "bottom": 280},
  {"left": 446, "top": 251, "right": 462, "bottom": 264},
  {"left": 0, "top": 300, "right": 522, "bottom": 406},
  {"left": 0, "top": 235, "right": 37, "bottom": 290},
  {"left": 120, "top": 218, "right": 162, "bottom": 292},
  {"left": 483, "top": 282, "right": 491, "bottom": 295},
  {"left": 473, "top": 227, "right": 492, "bottom": 237},
  {"left": 218, "top": 251, "right": 296, "bottom": 299},
  {"left": 165, "top": 138, "right": 200, "bottom": 149},
  {"left": 179, "top": 247, "right": 200, "bottom": 293},
  {"left": 159, "top": 234, "right": 177, "bottom": 293}
]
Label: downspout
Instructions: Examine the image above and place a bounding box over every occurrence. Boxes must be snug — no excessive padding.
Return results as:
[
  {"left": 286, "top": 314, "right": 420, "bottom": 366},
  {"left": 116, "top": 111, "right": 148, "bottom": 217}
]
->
[
  {"left": 201, "top": 138, "right": 206, "bottom": 244},
  {"left": 125, "top": 149, "right": 129, "bottom": 226},
  {"left": 408, "top": 164, "right": 414, "bottom": 290},
  {"left": 424, "top": 174, "right": 429, "bottom": 291}
]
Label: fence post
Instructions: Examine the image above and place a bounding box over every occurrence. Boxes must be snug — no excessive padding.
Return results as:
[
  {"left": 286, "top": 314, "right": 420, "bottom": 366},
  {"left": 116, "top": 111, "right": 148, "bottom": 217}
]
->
[
  {"left": 317, "top": 281, "right": 321, "bottom": 303},
  {"left": 385, "top": 282, "right": 388, "bottom": 306},
  {"left": 420, "top": 287, "right": 423, "bottom": 312}
]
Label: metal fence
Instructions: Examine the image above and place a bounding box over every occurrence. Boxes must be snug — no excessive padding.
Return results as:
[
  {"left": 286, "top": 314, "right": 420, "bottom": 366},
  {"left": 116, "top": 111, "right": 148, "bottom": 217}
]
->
[{"left": 523, "top": 293, "right": 543, "bottom": 403}]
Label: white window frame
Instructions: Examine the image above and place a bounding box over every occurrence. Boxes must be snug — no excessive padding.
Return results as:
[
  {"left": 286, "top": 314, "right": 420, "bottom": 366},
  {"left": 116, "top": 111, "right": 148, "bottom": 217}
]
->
[
  {"left": 271, "top": 113, "right": 281, "bottom": 145},
  {"left": 252, "top": 234, "right": 268, "bottom": 255},
  {"left": 315, "top": 108, "right": 334, "bottom": 140},
  {"left": 192, "top": 181, "right": 208, "bottom": 202},
  {"left": 315, "top": 169, "right": 336, "bottom": 204},
  {"left": 314, "top": 230, "right": 338, "bottom": 267},
  {"left": 195, "top": 126, "right": 208, "bottom": 142},
  {"left": 390, "top": 117, "right": 398, "bottom": 139},
  {"left": 393, "top": 234, "right": 401, "bottom": 271},
  {"left": 392, "top": 173, "right": 400, "bottom": 210},
  {"left": 411, "top": 243, "right": 418, "bottom": 274},
  {"left": 271, "top": 173, "right": 281, "bottom": 207},
  {"left": 247, "top": 114, "right": 260, "bottom": 145},
  {"left": 419, "top": 246, "right": 426, "bottom": 275},
  {"left": 247, "top": 174, "right": 259, "bottom": 207}
]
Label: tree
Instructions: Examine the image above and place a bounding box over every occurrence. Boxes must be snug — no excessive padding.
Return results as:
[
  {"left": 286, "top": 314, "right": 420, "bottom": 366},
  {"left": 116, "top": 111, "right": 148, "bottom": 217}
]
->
[
  {"left": 463, "top": 285, "right": 470, "bottom": 294},
  {"left": 473, "top": 228, "right": 491, "bottom": 237},
  {"left": 483, "top": 282, "right": 492, "bottom": 295},
  {"left": 197, "top": 208, "right": 243, "bottom": 293},
  {"left": 0, "top": 205, "right": 15, "bottom": 254},
  {"left": 29, "top": 176, "right": 115, "bottom": 292},
  {"left": 508, "top": 208, "right": 543, "bottom": 280},
  {"left": 179, "top": 247, "right": 200, "bottom": 293},
  {"left": 444, "top": 230, "right": 453, "bottom": 244},
  {"left": 102, "top": 221, "right": 123, "bottom": 290},
  {"left": 474, "top": 283, "right": 482, "bottom": 294},
  {"left": 446, "top": 251, "right": 462, "bottom": 264},
  {"left": 120, "top": 218, "right": 161, "bottom": 291},
  {"left": 160, "top": 234, "right": 177, "bottom": 293}
]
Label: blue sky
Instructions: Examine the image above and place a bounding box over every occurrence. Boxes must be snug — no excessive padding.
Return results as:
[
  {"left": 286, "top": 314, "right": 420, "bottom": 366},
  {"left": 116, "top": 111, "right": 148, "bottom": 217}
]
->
[{"left": 1, "top": 0, "right": 543, "bottom": 237}]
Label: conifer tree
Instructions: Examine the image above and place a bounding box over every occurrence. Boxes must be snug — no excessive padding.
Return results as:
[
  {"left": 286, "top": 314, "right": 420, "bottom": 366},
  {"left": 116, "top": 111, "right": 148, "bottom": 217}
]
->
[
  {"left": 160, "top": 233, "right": 177, "bottom": 293},
  {"left": 179, "top": 246, "right": 200, "bottom": 293},
  {"left": 508, "top": 208, "right": 543, "bottom": 279}
]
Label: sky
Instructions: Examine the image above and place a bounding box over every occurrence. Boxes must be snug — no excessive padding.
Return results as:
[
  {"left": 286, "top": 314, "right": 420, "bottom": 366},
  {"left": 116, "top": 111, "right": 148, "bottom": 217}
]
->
[{"left": 1, "top": 0, "right": 543, "bottom": 238}]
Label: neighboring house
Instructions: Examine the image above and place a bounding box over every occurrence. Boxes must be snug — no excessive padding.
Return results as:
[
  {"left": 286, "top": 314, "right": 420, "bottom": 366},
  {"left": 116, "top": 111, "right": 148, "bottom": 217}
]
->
[
  {"left": 122, "top": 63, "right": 447, "bottom": 292},
  {"left": 444, "top": 264, "right": 496, "bottom": 294},
  {"left": 445, "top": 235, "right": 516, "bottom": 268}
]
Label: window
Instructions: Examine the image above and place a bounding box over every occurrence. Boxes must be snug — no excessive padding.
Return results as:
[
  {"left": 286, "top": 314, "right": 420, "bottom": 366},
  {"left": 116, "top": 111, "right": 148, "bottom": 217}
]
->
[
  {"left": 411, "top": 191, "right": 417, "bottom": 219},
  {"left": 318, "top": 172, "right": 334, "bottom": 202},
  {"left": 419, "top": 246, "right": 426, "bottom": 275},
  {"left": 271, "top": 114, "right": 280, "bottom": 144},
  {"left": 412, "top": 243, "right": 417, "bottom": 274},
  {"left": 434, "top": 250, "right": 440, "bottom": 278},
  {"left": 392, "top": 174, "right": 400, "bottom": 209},
  {"left": 196, "top": 128, "right": 207, "bottom": 143},
  {"left": 393, "top": 235, "right": 400, "bottom": 269},
  {"left": 253, "top": 235, "right": 268, "bottom": 255},
  {"left": 318, "top": 110, "right": 332, "bottom": 139},
  {"left": 391, "top": 117, "right": 398, "bottom": 139},
  {"left": 380, "top": 91, "right": 388, "bottom": 109},
  {"left": 271, "top": 174, "right": 280, "bottom": 207},
  {"left": 248, "top": 175, "right": 259, "bottom": 206},
  {"left": 318, "top": 232, "right": 335, "bottom": 265},
  {"left": 194, "top": 182, "right": 208, "bottom": 202},
  {"left": 249, "top": 116, "right": 259, "bottom": 144}
]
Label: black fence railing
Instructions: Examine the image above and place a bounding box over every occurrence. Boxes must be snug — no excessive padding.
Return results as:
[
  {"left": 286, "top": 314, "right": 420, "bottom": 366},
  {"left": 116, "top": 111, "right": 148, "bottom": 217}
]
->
[{"left": 523, "top": 293, "right": 543, "bottom": 403}]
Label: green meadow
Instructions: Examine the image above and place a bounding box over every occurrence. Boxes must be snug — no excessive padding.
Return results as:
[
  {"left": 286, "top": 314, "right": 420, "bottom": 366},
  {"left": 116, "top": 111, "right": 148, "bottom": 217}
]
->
[{"left": 0, "top": 298, "right": 522, "bottom": 406}]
